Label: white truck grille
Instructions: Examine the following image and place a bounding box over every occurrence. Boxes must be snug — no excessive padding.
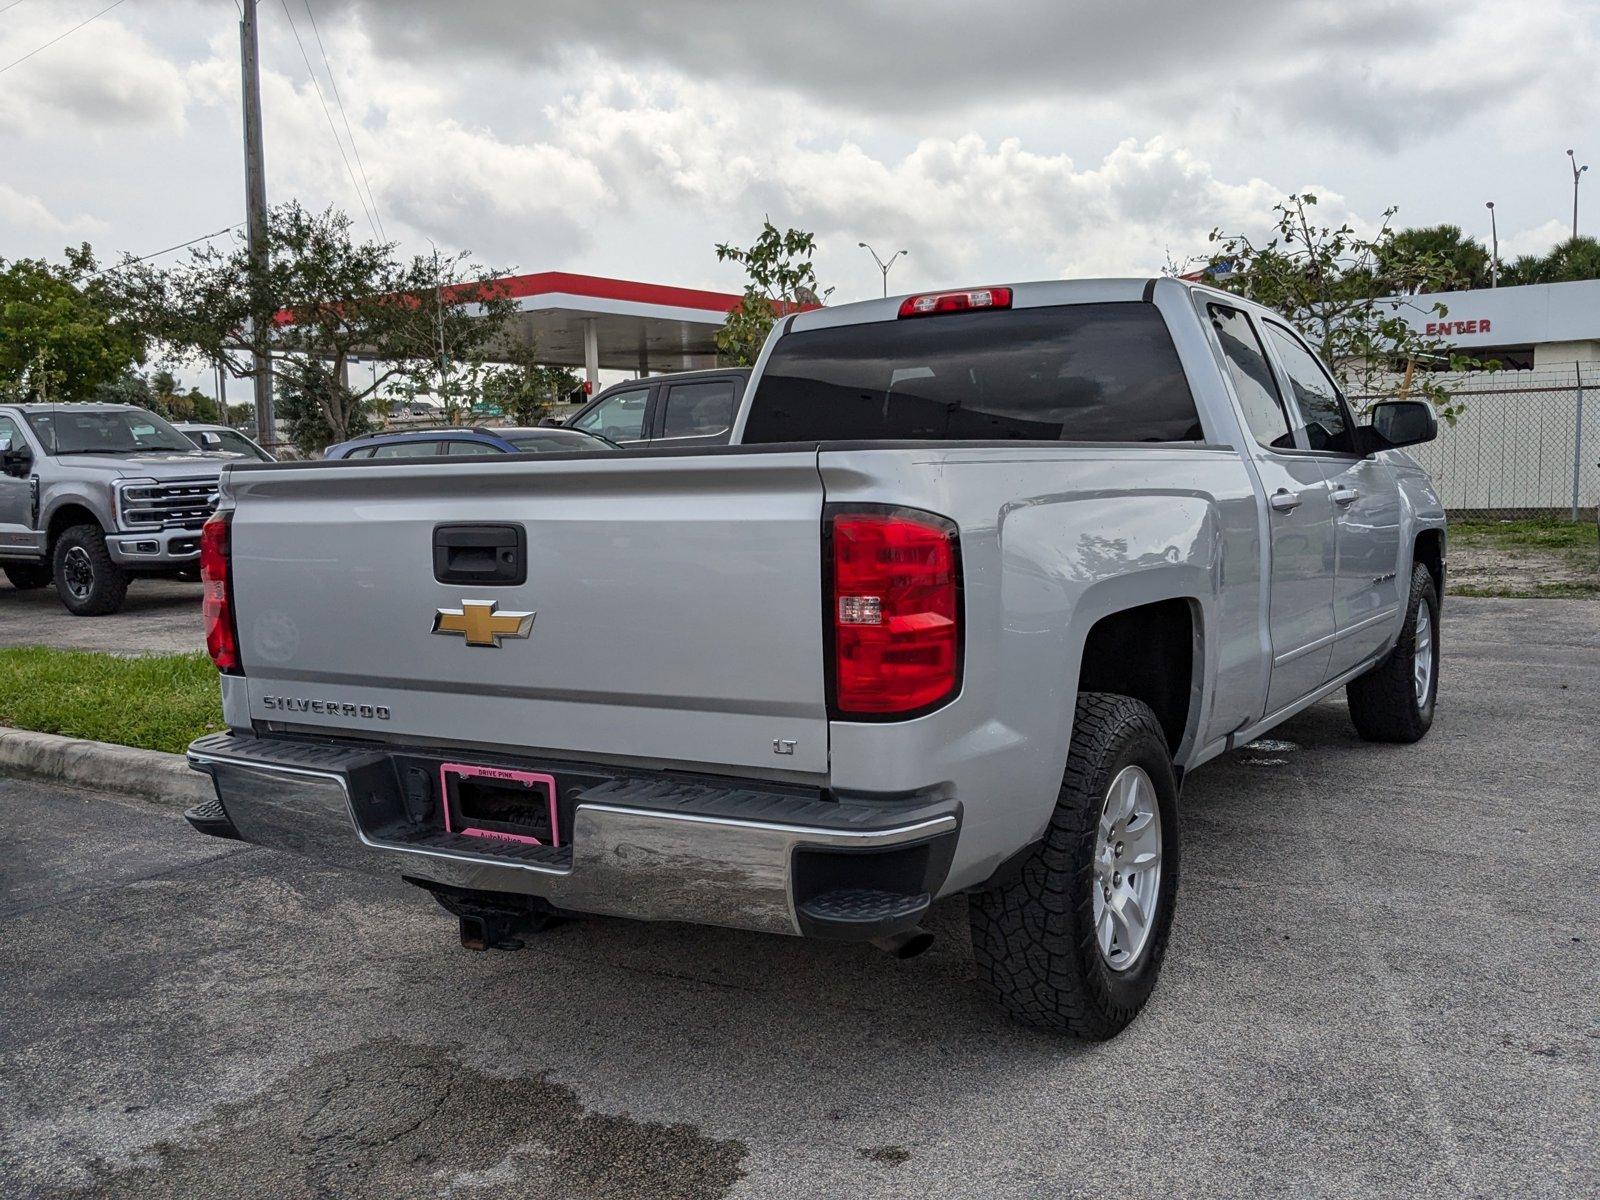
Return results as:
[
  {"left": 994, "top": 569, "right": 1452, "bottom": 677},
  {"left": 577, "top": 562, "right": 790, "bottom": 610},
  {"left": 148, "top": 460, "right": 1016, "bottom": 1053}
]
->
[{"left": 117, "top": 478, "right": 220, "bottom": 531}]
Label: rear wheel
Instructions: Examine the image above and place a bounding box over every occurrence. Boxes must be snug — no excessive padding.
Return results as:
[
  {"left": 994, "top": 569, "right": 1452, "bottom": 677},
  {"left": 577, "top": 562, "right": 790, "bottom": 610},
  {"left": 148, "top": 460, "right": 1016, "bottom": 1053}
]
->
[
  {"left": 969, "top": 692, "right": 1181, "bottom": 1039},
  {"left": 3, "top": 563, "right": 51, "bottom": 590},
  {"left": 52, "top": 525, "right": 129, "bottom": 616},
  {"left": 1346, "top": 563, "right": 1439, "bottom": 743}
]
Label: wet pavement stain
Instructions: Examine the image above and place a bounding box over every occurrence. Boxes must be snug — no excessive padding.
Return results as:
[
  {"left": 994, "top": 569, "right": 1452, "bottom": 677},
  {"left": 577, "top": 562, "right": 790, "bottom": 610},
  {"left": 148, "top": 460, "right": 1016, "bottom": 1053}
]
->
[
  {"left": 1243, "top": 738, "right": 1298, "bottom": 753},
  {"left": 857, "top": 1145, "right": 911, "bottom": 1167},
  {"left": 46, "top": 1038, "right": 747, "bottom": 1200}
]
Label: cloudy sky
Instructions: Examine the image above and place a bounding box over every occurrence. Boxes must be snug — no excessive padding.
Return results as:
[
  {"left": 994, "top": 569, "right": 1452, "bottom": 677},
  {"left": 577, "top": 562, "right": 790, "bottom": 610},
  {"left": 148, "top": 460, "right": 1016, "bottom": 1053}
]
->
[{"left": 3, "top": 0, "right": 1598, "bottom": 312}]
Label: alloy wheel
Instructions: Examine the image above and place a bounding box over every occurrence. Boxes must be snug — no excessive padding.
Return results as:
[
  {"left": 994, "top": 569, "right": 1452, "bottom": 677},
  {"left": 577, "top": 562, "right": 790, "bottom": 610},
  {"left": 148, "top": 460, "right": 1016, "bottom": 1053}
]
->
[{"left": 1092, "top": 764, "right": 1163, "bottom": 972}]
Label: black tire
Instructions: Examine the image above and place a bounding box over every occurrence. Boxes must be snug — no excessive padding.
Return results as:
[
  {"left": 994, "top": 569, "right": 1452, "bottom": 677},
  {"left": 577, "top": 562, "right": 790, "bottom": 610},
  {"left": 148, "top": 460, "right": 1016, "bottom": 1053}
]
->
[
  {"left": 3, "top": 563, "right": 52, "bottom": 590},
  {"left": 51, "top": 524, "right": 130, "bottom": 616},
  {"left": 969, "top": 693, "right": 1181, "bottom": 1039},
  {"left": 1346, "top": 563, "right": 1439, "bottom": 743}
]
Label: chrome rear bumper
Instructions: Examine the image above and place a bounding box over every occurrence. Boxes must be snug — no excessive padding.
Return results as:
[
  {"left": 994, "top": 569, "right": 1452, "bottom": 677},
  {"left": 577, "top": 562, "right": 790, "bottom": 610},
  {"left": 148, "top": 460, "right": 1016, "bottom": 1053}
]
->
[{"left": 187, "top": 733, "right": 959, "bottom": 938}]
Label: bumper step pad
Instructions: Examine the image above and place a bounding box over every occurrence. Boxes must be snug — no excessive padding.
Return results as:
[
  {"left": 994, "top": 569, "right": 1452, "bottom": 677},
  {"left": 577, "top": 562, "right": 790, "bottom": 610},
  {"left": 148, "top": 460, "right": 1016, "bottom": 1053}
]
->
[
  {"left": 797, "top": 887, "right": 931, "bottom": 937},
  {"left": 183, "top": 797, "right": 241, "bottom": 841}
]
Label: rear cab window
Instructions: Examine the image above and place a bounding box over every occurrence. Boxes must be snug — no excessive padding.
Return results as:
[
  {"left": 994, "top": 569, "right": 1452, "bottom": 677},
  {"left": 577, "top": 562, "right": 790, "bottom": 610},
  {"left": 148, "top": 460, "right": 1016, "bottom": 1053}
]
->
[{"left": 742, "top": 302, "right": 1202, "bottom": 444}]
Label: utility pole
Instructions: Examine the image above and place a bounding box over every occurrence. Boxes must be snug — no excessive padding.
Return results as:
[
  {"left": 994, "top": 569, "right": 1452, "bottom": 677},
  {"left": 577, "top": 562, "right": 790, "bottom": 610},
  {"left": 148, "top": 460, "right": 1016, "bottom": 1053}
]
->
[
  {"left": 240, "top": 0, "right": 274, "bottom": 447},
  {"left": 1485, "top": 201, "right": 1499, "bottom": 287},
  {"left": 1568, "top": 149, "right": 1588, "bottom": 241},
  {"left": 858, "top": 242, "right": 909, "bottom": 298}
]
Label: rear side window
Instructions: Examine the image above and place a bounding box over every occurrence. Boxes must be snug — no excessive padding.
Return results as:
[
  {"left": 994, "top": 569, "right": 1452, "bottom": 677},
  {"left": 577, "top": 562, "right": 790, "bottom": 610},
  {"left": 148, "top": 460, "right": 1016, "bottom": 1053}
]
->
[
  {"left": 370, "top": 440, "right": 442, "bottom": 458},
  {"left": 446, "top": 440, "right": 501, "bottom": 455},
  {"left": 743, "top": 303, "right": 1201, "bottom": 444},
  {"left": 661, "top": 380, "right": 737, "bottom": 439}
]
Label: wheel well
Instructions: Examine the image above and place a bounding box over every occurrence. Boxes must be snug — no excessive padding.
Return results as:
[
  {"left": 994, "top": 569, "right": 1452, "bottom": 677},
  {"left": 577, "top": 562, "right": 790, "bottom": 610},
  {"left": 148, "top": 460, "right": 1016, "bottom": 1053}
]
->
[
  {"left": 1077, "top": 599, "right": 1195, "bottom": 754},
  {"left": 1414, "top": 529, "right": 1444, "bottom": 596},
  {"left": 46, "top": 504, "right": 102, "bottom": 551}
]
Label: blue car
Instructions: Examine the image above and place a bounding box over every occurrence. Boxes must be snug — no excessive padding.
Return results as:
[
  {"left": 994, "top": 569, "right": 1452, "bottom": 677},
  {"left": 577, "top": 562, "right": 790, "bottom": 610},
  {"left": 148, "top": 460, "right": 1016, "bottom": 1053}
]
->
[{"left": 324, "top": 426, "right": 614, "bottom": 460}]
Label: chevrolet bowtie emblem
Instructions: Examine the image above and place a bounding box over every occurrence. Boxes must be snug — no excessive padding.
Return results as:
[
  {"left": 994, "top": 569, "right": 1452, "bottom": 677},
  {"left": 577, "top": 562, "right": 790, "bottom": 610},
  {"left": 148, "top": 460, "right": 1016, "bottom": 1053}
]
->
[{"left": 432, "top": 599, "right": 536, "bottom": 648}]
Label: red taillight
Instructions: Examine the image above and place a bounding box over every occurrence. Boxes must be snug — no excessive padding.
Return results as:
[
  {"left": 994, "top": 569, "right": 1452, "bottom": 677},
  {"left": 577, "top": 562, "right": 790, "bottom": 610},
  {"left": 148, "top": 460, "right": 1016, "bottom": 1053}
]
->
[
  {"left": 200, "top": 511, "right": 240, "bottom": 673},
  {"left": 829, "top": 508, "right": 961, "bottom": 716},
  {"left": 897, "top": 286, "right": 1012, "bottom": 318}
]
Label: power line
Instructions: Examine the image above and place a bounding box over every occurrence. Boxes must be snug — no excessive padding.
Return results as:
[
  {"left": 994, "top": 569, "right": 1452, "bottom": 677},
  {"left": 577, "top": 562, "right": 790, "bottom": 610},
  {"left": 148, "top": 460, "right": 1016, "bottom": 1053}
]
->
[
  {"left": 276, "top": 0, "right": 382, "bottom": 242},
  {"left": 99, "top": 224, "right": 244, "bottom": 273},
  {"left": 0, "top": 0, "right": 33, "bottom": 18},
  {"left": 0, "top": 0, "right": 128, "bottom": 75},
  {"left": 301, "top": 0, "right": 385, "bottom": 242}
]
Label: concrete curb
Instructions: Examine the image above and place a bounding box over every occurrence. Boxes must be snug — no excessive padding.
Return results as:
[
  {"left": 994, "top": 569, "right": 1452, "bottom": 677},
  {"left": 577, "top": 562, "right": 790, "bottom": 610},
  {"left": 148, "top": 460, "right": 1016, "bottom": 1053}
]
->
[{"left": 0, "top": 726, "right": 210, "bottom": 808}]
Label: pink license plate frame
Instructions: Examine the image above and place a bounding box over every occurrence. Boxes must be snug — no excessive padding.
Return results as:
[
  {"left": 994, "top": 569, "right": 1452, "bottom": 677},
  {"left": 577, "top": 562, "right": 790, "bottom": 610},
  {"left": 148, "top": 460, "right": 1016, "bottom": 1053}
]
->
[{"left": 439, "top": 761, "right": 560, "bottom": 848}]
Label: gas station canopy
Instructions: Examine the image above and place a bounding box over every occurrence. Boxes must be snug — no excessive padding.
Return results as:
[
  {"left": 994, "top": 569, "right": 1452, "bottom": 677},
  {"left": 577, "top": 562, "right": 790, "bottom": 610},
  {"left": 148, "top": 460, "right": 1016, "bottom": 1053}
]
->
[{"left": 494, "top": 272, "right": 748, "bottom": 384}]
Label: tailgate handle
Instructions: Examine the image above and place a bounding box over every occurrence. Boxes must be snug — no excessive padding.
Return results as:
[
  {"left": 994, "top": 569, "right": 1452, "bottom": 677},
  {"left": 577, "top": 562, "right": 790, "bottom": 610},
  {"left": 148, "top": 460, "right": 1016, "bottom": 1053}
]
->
[{"left": 433, "top": 524, "right": 526, "bottom": 586}]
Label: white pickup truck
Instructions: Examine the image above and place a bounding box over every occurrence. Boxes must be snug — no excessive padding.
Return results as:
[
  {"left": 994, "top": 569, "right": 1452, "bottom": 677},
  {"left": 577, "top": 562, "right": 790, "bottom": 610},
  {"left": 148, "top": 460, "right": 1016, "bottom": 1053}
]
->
[{"left": 186, "top": 278, "right": 1446, "bottom": 1038}]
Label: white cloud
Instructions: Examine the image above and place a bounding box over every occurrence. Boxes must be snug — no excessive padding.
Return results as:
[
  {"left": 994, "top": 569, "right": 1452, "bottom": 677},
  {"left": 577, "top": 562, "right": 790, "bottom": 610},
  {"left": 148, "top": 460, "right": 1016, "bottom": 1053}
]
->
[
  {"left": 1501, "top": 219, "right": 1572, "bottom": 263},
  {"left": 3, "top": 0, "right": 1596, "bottom": 320},
  {"left": 0, "top": 184, "right": 107, "bottom": 244},
  {"left": 0, "top": 9, "right": 188, "bottom": 135}
]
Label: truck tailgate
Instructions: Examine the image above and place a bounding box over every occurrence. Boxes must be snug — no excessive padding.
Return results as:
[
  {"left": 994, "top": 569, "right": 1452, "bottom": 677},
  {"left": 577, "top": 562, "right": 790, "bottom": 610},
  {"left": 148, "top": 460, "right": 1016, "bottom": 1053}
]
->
[{"left": 225, "top": 451, "right": 829, "bottom": 775}]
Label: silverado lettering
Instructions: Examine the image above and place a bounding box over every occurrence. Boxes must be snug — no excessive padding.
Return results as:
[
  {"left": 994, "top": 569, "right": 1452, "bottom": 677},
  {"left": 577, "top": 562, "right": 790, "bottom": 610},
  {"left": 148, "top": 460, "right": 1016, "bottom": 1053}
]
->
[{"left": 261, "top": 696, "right": 391, "bottom": 720}]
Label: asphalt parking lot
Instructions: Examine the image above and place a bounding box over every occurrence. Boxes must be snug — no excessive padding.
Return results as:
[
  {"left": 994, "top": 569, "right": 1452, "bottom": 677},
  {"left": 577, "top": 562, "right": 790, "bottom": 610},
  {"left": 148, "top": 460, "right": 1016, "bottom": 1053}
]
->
[
  {"left": 1, "top": 596, "right": 1596, "bottom": 1200},
  {"left": 0, "top": 576, "right": 202, "bottom": 655}
]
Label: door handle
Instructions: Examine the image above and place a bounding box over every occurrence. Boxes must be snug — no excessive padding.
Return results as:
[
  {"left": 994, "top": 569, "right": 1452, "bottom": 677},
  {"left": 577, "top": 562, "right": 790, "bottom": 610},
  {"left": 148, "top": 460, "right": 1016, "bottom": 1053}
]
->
[
  {"left": 1331, "top": 487, "right": 1360, "bottom": 507},
  {"left": 1269, "top": 489, "right": 1302, "bottom": 513},
  {"left": 433, "top": 523, "right": 526, "bottom": 586}
]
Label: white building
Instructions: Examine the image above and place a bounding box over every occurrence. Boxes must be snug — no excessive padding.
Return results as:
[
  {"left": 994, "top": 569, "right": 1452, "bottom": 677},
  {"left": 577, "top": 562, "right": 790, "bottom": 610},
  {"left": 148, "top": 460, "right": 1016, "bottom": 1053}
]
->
[{"left": 1382, "top": 278, "right": 1600, "bottom": 372}]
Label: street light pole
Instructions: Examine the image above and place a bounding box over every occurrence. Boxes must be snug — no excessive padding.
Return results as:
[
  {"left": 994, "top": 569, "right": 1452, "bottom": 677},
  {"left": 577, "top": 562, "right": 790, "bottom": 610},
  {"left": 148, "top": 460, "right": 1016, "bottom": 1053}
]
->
[
  {"left": 1568, "top": 149, "right": 1588, "bottom": 241},
  {"left": 239, "top": 0, "right": 274, "bottom": 448},
  {"left": 858, "top": 242, "right": 909, "bottom": 298},
  {"left": 1485, "top": 201, "right": 1499, "bottom": 287}
]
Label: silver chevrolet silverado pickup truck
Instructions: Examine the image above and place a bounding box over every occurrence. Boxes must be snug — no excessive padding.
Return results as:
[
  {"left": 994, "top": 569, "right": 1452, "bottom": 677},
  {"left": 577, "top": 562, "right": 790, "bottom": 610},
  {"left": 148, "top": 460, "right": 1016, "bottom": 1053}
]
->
[
  {"left": 0, "top": 404, "right": 228, "bottom": 614},
  {"left": 185, "top": 278, "right": 1446, "bottom": 1038}
]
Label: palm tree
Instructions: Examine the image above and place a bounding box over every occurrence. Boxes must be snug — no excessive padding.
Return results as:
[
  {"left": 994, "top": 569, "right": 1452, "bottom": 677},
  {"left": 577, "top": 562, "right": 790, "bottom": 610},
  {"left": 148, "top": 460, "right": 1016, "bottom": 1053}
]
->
[
  {"left": 1378, "top": 225, "right": 1491, "bottom": 293},
  {"left": 1500, "top": 236, "right": 1600, "bottom": 285}
]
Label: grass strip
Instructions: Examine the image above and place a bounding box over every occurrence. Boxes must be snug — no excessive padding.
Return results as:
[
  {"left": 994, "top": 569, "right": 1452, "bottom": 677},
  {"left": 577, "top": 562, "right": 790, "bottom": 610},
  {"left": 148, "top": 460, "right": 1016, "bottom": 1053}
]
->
[{"left": 0, "top": 647, "right": 223, "bottom": 755}]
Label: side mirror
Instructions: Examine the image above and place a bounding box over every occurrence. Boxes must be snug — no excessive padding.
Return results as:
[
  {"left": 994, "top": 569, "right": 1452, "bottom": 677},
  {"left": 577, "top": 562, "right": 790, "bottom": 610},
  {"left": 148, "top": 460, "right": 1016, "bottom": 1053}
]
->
[
  {"left": 1, "top": 448, "right": 31, "bottom": 479},
  {"left": 539, "top": 416, "right": 564, "bottom": 427},
  {"left": 1359, "top": 399, "right": 1437, "bottom": 453}
]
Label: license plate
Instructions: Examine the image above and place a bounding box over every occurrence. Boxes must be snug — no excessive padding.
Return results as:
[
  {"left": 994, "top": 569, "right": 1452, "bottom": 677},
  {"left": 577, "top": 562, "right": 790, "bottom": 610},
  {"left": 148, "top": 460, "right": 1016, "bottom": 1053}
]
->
[{"left": 439, "top": 762, "right": 559, "bottom": 847}]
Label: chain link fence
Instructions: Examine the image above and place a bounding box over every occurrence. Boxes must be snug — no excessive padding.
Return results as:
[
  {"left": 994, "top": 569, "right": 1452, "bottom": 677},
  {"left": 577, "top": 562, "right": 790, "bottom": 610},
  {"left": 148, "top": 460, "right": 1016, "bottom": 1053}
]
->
[{"left": 1352, "top": 366, "right": 1598, "bottom": 521}]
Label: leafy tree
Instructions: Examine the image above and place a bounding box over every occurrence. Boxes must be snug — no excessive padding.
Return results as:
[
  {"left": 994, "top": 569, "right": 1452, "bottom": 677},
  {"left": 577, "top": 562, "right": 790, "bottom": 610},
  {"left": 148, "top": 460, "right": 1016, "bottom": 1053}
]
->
[
  {"left": 1209, "top": 194, "right": 1489, "bottom": 422},
  {"left": 480, "top": 342, "right": 581, "bottom": 425},
  {"left": 90, "top": 370, "right": 153, "bottom": 409},
  {"left": 132, "top": 203, "right": 516, "bottom": 448},
  {"left": 277, "top": 357, "right": 374, "bottom": 456},
  {"left": 0, "top": 246, "right": 148, "bottom": 403},
  {"left": 714, "top": 221, "right": 830, "bottom": 365},
  {"left": 388, "top": 246, "right": 521, "bottom": 425},
  {"left": 1501, "top": 236, "right": 1600, "bottom": 285}
]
